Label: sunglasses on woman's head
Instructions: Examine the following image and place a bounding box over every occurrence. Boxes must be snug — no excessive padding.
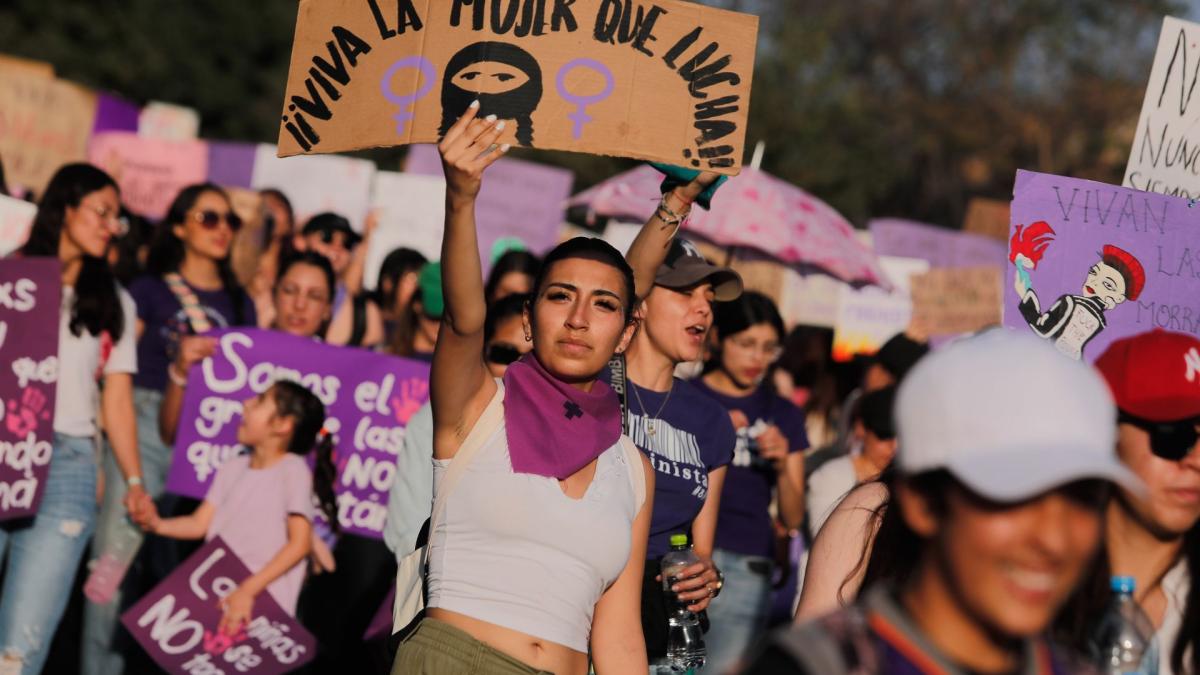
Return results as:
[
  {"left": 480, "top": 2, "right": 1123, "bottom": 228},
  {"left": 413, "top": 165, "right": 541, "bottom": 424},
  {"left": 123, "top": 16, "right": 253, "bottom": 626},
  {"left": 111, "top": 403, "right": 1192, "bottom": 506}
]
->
[
  {"left": 191, "top": 209, "right": 243, "bottom": 232},
  {"left": 1118, "top": 410, "right": 1200, "bottom": 461},
  {"left": 486, "top": 343, "right": 522, "bottom": 366}
]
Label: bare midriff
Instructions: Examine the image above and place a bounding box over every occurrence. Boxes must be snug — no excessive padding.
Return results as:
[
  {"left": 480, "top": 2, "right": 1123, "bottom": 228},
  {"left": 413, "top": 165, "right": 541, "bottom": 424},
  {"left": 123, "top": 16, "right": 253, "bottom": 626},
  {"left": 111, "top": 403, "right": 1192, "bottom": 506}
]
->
[{"left": 426, "top": 608, "right": 589, "bottom": 675}]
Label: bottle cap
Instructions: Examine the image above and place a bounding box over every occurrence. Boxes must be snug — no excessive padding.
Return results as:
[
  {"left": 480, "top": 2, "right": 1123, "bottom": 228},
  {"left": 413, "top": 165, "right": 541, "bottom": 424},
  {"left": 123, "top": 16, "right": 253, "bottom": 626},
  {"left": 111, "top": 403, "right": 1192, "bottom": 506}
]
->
[
  {"left": 1110, "top": 576, "right": 1136, "bottom": 594},
  {"left": 669, "top": 534, "right": 689, "bottom": 547}
]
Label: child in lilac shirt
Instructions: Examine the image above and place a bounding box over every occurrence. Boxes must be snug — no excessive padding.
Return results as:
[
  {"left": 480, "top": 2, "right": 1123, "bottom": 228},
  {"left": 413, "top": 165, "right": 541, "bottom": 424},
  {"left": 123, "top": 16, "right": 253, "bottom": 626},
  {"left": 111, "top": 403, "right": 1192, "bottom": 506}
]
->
[{"left": 141, "top": 381, "right": 338, "bottom": 632}]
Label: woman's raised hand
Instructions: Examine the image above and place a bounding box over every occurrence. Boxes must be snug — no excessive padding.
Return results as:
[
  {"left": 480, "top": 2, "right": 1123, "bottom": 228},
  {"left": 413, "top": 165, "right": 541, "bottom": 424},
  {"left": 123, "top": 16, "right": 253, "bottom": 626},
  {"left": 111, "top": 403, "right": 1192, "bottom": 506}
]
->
[{"left": 439, "top": 102, "right": 510, "bottom": 201}]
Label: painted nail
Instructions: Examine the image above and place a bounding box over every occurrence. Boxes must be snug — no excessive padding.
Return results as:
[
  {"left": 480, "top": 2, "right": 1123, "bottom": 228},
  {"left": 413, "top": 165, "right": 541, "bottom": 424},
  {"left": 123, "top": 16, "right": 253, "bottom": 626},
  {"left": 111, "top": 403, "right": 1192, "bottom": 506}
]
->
[
  {"left": 485, "top": 114, "right": 498, "bottom": 123},
  {"left": 469, "top": 99, "right": 480, "bottom": 109},
  {"left": 500, "top": 143, "right": 511, "bottom": 152},
  {"left": 495, "top": 120, "right": 506, "bottom": 131}
]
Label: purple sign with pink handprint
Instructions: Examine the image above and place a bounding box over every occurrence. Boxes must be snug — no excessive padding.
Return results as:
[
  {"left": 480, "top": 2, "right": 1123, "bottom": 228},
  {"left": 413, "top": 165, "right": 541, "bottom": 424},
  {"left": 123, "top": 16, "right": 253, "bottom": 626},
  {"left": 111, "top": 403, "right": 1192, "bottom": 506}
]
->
[
  {"left": 121, "top": 536, "right": 316, "bottom": 675},
  {"left": 167, "top": 329, "right": 430, "bottom": 539},
  {"left": 0, "top": 258, "right": 61, "bottom": 521}
]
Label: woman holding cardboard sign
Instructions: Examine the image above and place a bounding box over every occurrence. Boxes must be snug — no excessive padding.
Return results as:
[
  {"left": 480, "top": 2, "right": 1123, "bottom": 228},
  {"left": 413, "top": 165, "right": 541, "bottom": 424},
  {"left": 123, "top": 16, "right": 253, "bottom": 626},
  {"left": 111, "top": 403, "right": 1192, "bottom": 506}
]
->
[{"left": 391, "top": 105, "right": 714, "bottom": 674}]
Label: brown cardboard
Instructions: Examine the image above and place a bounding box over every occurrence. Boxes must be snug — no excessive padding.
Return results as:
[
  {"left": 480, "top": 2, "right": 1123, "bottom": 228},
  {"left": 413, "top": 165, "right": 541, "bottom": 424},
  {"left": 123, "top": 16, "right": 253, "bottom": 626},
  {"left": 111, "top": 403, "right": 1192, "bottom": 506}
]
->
[
  {"left": 0, "top": 69, "right": 97, "bottom": 195},
  {"left": 962, "top": 197, "right": 1011, "bottom": 242},
  {"left": 276, "top": 0, "right": 758, "bottom": 175},
  {"left": 909, "top": 266, "right": 1002, "bottom": 336}
]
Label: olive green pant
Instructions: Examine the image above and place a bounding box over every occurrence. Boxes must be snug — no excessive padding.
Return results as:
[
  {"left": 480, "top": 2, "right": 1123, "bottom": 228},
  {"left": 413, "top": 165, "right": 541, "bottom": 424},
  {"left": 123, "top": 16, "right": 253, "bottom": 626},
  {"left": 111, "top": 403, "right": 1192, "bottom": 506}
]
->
[{"left": 391, "top": 618, "right": 553, "bottom": 674}]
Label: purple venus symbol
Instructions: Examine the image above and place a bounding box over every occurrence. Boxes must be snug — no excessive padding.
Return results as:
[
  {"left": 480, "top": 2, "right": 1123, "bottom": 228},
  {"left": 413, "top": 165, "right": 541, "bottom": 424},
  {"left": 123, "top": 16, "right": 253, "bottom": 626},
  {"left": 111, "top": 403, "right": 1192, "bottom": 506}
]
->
[
  {"left": 380, "top": 56, "right": 437, "bottom": 136},
  {"left": 556, "top": 59, "right": 615, "bottom": 140}
]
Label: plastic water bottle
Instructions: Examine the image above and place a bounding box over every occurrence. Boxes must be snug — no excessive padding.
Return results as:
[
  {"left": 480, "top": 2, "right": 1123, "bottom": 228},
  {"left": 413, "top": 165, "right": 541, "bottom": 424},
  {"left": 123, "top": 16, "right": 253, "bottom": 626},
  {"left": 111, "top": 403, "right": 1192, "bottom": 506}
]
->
[
  {"left": 84, "top": 521, "right": 143, "bottom": 604},
  {"left": 1092, "top": 576, "right": 1156, "bottom": 675},
  {"left": 661, "top": 534, "right": 706, "bottom": 672}
]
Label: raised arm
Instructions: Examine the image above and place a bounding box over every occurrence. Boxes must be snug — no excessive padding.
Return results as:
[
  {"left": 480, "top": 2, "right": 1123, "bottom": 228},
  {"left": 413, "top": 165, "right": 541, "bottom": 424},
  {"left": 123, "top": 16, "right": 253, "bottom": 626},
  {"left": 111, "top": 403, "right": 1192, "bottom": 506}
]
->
[
  {"left": 430, "top": 104, "right": 509, "bottom": 459},
  {"left": 625, "top": 172, "right": 721, "bottom": 301}
]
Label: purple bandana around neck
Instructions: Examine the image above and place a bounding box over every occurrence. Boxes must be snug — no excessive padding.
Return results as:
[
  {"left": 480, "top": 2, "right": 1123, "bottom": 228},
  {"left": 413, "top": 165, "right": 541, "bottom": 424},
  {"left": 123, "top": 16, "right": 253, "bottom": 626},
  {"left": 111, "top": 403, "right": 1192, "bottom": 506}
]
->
[{"left": 502, "top": 354, "right": 622, "bottom": 480}]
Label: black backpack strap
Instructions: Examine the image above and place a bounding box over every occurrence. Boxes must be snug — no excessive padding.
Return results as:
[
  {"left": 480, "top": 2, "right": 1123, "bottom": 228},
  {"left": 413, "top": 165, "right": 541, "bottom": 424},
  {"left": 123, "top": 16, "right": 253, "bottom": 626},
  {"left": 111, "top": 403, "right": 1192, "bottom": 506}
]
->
[{"left": 349, "top": 292, "right": 368, "bottom": 347}]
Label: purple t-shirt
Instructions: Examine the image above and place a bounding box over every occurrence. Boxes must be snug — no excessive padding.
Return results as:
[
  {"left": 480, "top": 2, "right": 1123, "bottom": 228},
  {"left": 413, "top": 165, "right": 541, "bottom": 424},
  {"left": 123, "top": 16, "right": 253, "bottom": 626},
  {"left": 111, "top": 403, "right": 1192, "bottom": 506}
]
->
[
  {"left": 205, "top": 453, "right": 314, "bottom": 614},
  {"left": 691, "top": 380, "right": 809, "bottom": 558},
  {"left": 129, "top": 275, "right": 256, "bottom": 391},
  {"left": 625, "top": 378, "right": 735, "bottom": 559}
]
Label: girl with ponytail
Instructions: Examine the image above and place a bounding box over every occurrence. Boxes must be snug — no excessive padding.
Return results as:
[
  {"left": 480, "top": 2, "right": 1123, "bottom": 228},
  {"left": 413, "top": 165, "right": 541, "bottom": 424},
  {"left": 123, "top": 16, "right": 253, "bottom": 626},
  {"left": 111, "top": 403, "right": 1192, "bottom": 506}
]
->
[{"left": 140, "top": 380, "right": 336, "bottom": 630}]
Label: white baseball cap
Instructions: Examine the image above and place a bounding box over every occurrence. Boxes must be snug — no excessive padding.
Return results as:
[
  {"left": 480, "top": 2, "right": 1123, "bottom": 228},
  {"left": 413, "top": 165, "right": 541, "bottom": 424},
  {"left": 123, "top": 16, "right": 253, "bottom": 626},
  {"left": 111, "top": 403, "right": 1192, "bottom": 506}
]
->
[{"left": 895, "top": 329, "right": 1142, "bottom": 502}]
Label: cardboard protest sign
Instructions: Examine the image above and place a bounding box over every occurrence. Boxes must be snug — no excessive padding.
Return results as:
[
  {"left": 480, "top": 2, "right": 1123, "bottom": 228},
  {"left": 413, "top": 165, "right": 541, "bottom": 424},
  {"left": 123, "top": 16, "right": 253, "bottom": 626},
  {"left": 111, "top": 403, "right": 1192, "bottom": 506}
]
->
[
  {"left": 363, "top": 170, "right": 446, "bottom": 290},
  {"left": 405, "top": 143, "right": 573, "bottom": 264},
  {"left": 0, "top": 259, "right": 61, "bottom": 521},
  {"left": 962, "top": 198, "right": 1011, "bottom": 242},
  {"left": 0, "top": 194, "right": 37, "bottom": 257},
  {"left": 832, "top": 256, "right": 928, "bottom": 362},
  {"left": 1124, "top": 16, "right": 1200, "bottom": 198},
  {"left": 93, "top": 93, "right": 142, "bottom": 135},
  {"left": 0, "top": 69, "right": 98, "bottom": 196},
  {"left": 167, "top": 329, "right": 430, "bottom": 539},
  {"left": 250, "top": 144, "right": 376, "bottom": 231},
  {"left": 139, "top": 101, "right": 202, "bottom": 141},
  {"left": 869, "top": 218, "right": 1006, "bottom": 270},
  {"left": 909, "top": 266, "right": 1002, "bottom": 337},
  {"left": 207, "top": 141, "right": 259, "bottom": 189},
  {"left": 121, "top": 537, "right": 316, "bottom": 675},
  {"left": 1002, "top": 170, "right": 1200, "bottom": 362},
  {"left": 88, "top": 132, "right": 209, "bottom": 220},
  {"left": 277, "top": 0, "right": 758, "bottom": 175},
  {"left": 781, "top": 270, "right": 845, "bottom": 329}
]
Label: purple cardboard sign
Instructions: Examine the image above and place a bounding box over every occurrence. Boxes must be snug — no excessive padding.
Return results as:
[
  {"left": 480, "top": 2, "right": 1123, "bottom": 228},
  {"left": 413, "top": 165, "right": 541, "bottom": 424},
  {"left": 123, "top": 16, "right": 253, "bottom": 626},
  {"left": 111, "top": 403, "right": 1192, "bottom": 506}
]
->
[
  {"left": 207, "top": 141, "right": 259, "bottom": 189},
  {"left": 869, "top": 218, "right": 1007, "bottom": 269},
  {"left": 0, "top": 259, "right": 61, "bottom": 521},
  {"left": 404, "top": 144, "right": 573, "bottom": 266},
  {"left": 1002, "top": 170, "right": 1197, "bottom": 362},
  {"left": 121, "top": 537, "right": 316, "bottom": 675},
  {"left": 167, "top": 329, "right": 429, "bottom": 539}
]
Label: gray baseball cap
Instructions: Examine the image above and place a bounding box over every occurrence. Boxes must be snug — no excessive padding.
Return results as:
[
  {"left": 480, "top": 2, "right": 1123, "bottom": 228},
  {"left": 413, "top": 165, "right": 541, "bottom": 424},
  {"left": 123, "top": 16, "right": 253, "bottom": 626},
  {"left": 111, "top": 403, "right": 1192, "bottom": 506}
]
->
[{"left": 655, "top": 239, "right": 743, "bottom": 301}]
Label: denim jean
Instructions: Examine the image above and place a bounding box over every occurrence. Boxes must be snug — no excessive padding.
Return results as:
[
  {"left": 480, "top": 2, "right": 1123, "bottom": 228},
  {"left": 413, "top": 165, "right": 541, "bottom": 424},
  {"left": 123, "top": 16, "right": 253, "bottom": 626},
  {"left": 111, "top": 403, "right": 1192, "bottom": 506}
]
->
[
  {"left": 0, "top": 434, "right": 98, "bottom": 675},
  {"left": 81, "top": 387, "right": 173, "bottom": 675},
  {"left": 700, "top": 548, "right": 774, "bottom": 674}
]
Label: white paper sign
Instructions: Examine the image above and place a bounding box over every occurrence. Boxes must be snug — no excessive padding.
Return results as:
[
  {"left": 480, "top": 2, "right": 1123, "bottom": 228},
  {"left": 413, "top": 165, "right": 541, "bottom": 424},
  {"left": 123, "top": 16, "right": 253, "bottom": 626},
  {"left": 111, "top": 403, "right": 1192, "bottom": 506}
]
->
[
  {"left": 0, "top": 194, "right": 38, "bottom": 257},
  {"left": 137, "top": 101, "right": 201, "bottom": 141},
  {"left": 250, "top": 144, "right": 376, "bottom": 232},
  {"left": 1124, "top": 16, "right": 1200, "bottom": 198},
  {"left": 363, "top": 171, "right": 446, "bottom": 290},
  {"left": 832, "top": 256, "right": 928, "bottom": 361}
]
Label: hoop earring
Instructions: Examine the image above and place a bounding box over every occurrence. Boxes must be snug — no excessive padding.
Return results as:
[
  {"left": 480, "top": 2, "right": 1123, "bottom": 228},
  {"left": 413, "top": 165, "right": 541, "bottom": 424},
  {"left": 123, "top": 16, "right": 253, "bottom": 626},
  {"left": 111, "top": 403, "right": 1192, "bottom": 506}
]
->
[{"left": 524, "top": 333, "right": 532, "bottom": 343}]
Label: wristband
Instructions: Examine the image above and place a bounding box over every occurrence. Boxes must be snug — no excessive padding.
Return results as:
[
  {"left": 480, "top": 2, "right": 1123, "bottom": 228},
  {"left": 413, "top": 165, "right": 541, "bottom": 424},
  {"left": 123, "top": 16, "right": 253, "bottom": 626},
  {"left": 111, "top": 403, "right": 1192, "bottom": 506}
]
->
[
  {"left": 127, "top": 476, "right": 143, "bottom": 488},
  {"left": 168, "top": 363, "right": 188, "bottom": 388}
]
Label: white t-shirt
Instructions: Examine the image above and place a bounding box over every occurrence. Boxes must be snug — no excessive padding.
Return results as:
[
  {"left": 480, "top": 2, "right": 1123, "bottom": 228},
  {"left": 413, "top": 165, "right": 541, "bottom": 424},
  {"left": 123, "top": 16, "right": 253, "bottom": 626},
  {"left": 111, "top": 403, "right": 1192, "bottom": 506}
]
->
[
  {"left": 806, "top": 455, "right": 858, "bottom": 539},
  {"left": 54, "top": 286, "right": 138, "bottom": 437}
]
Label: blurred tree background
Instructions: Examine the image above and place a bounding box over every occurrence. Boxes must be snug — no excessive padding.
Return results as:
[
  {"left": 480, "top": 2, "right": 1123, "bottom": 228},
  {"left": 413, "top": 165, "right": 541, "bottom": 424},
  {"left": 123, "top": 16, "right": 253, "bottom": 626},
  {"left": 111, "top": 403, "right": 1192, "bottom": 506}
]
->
[{"left": 0, "top": 0, "right": 1184, "bottom": 227}]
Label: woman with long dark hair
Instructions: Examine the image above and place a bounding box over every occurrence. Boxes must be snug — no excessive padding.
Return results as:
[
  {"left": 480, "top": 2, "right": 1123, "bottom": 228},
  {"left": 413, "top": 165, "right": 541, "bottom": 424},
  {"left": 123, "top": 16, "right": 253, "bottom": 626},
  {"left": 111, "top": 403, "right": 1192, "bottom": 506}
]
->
[
  {"left": 83, "top": 182, "right": 256, "bottom": 674},
  {"left": 485, "top": 248, "right": 541, "bottom": 304},
  {"left": 391, "top": 106, "right": 716, "bottom": 674},
  {"left": 743, "top": 331, "right": 1140, "bottom": 674},
  {"left": 1058, "top": 330, "right": 1200, "bottom": 675},
  {"left": 1, "top": 164, "right": 146, "bottom": 675},
  {"left": 693, "top": 290, "right": 808, "bottom": 673}
]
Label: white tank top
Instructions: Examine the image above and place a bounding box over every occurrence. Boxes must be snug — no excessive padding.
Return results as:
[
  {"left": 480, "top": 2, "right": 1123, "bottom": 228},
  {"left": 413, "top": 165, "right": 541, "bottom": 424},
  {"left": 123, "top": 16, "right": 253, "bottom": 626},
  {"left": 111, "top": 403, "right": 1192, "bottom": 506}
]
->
[{"left": 426, "top": 403, "right": 644, "bottom": 653}]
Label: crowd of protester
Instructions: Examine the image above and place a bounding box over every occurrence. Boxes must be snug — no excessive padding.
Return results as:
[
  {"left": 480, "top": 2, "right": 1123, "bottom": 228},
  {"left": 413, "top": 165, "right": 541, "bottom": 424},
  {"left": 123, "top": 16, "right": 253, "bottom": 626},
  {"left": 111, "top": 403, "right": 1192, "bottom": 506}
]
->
[{"left": 0, "top": 104, "right": 1195, "bottom": 675}]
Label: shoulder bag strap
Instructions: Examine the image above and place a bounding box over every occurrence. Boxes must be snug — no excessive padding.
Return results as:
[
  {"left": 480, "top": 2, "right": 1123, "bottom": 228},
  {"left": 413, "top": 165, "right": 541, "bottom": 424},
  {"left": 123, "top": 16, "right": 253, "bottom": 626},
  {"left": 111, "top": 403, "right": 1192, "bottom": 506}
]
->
[
  {"left": 607, "top": 353, "right": 629, "bottom": 434},
  {"left": 427, "top": 382, "right": 505, "bottom": 529},
  {"left": 348, "top": 292, "right": 368, "bottom": 347},
  {"left": 164, "top": 273, "right": 214, "bottom": 334}
]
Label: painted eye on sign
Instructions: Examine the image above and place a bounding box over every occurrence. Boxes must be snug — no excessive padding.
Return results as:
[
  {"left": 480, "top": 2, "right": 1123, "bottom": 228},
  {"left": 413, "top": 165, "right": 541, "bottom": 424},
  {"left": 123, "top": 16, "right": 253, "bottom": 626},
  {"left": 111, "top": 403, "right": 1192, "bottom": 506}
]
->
[{"left": 276, "top": 0, "right": 759, "bottom": 175}]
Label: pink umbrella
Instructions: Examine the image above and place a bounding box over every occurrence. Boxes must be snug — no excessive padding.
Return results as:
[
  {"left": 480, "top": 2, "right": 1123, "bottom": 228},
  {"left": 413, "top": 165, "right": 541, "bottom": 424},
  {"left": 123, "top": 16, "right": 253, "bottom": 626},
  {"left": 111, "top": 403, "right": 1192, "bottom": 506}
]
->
[{"left": 568, "top": 165, "right": 887, "bottom": 287}]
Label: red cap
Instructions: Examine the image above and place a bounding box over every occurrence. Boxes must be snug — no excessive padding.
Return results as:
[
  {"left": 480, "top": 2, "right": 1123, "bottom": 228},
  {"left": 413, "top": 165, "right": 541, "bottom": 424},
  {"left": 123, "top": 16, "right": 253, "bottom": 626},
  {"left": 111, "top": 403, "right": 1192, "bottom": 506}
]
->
[
  {"left": 1101, "top": 245, "right": 1145, "bottom": 301},
  {"left": 1095, "top": 330, "right": 1200, "bottom": 422}
]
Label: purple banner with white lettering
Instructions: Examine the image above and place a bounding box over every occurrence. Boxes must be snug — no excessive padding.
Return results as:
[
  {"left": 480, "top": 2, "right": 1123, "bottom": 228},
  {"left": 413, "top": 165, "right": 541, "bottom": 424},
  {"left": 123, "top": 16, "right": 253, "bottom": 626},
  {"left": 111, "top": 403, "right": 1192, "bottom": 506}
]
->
[
  {"left": 121, "top": 537, "right": 316, "bottom": 675},
  {"left": 0, "top": 259, "right": 60, "bottom": 521},
  {"left": 1003, "top": 170, "right": 1196, "bottom": 362},
  {"left": 869, "top": 218, "right": 1006, "bottom": 269},
  {"left": 166, "top": 329, "right": 430, "bottom": 539}
]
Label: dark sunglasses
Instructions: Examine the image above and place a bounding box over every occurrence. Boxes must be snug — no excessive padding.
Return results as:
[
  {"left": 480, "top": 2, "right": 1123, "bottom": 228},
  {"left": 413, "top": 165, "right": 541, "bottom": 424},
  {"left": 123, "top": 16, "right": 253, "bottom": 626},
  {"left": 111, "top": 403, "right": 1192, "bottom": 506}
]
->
[
  {"left": 486, "top": 343, "right": 523, "bottom": 366},
  {"left": 191, "top": 209, "right": 243, "bottom": 232},
  {"left": 1118, "top": 410, "right": 1200, "bottom": 461}
]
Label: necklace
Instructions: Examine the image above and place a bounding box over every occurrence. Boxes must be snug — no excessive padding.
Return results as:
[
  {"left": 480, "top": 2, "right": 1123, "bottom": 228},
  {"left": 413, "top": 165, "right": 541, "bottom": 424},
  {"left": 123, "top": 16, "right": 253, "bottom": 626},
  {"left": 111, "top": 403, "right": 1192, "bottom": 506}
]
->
[{"left": 631, "top": 378, "right": 674, "bottom": 436}]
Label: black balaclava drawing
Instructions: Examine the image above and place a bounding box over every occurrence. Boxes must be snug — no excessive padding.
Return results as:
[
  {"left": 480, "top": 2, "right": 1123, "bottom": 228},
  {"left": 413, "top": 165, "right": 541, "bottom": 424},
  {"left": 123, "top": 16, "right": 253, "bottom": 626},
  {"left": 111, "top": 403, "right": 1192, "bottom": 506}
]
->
[{"left": 439, "top": 41, "right": 543, "bottom": 146}]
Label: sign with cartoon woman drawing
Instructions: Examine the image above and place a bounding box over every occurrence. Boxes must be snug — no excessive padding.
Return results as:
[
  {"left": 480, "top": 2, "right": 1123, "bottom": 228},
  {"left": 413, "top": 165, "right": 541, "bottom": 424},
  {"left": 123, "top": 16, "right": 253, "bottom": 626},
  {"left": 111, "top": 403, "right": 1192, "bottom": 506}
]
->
[
  {"left": 276, "top": 0, "right": 758, "bottom": 175},
  {"left": 1003, "top": 170, "right": 1196, "bottom": 362}
]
